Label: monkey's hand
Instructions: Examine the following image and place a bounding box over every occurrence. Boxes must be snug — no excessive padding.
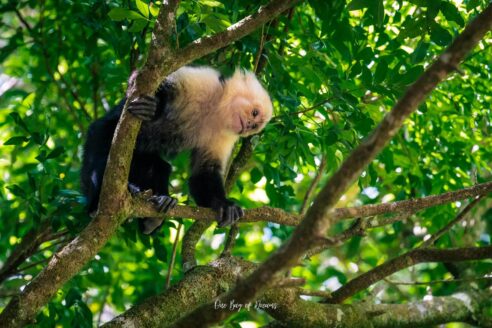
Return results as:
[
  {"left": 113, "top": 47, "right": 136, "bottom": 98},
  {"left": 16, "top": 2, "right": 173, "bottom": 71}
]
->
[
  {"left": 127, "top": 95, "right": 157, "bottom": 121},
  {"left": 149, "top": 194, "right": 178, "bottom": 213},
  {"left": 213, "top": 199, "right": 244, "bottom": 227}
]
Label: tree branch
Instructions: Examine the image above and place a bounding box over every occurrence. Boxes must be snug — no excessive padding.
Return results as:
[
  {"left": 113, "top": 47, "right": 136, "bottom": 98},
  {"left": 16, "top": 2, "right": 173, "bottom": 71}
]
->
[
  {"left": 300, "top": 156, "right": 327, "bottom": 215},
  {"left": 177, "top": 0, "right": 298, "bottom": 69},
  {"left": 0, "top": 222, "right": 52, "bottom": 285},
  {"left": 326, "top": 245, "right": 492, "bottom": 304},
  {"left": 420, "top": 195, "right": 484, "bottom": 248},
  {"left": 173, "top": 5, "right": 492, "bottom": 325},
  {"left": 103, "top": 256, "right": 492, "bottom": 328},
  {"left": 131, "top": 181, "right": 492, "bottom": 226}
]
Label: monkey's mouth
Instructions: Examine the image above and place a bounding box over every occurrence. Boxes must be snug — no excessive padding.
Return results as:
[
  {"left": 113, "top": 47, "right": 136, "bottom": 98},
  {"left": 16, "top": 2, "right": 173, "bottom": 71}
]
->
[{"left": 235, "top": 114, "right": 245, "bottom": 134}]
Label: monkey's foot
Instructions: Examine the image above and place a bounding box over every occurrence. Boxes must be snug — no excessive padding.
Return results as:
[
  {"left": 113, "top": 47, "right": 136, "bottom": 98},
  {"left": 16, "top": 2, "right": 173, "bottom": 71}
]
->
[
  {"left": 128, "top": 95, "right": 157, "bottom": 121},
  {"left": 149, "top": 194, "right": 177, "bottom": 213},
  {"left": 215, "top": 200, "right": 244, "bottom": 227},
  {"left": 140, "top": 218, "right": 164, "bottom": 235}
]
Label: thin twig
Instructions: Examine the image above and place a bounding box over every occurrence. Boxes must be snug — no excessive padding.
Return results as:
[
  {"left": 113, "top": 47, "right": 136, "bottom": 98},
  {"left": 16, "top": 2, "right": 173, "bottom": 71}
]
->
[
  {"left": 300, "top": 156, "right": 327, "bottom": 215},
  {"left": 13, "top": 258, "right": 49, "bottom": 274},
  {"left": 385, "top": 276, "right": 492, "bottom": 286},
  {"left": 97, "top": 286, "right": 111, "bottom": 327},
  {"left": 326, "top": 245, "right": 492, "bottom": 303},
  {"left": 253, "top": 24, "right": 266, "bottom": 73},
  {"left": 220, "top": 224, "right": 239, "bottom": 258},
  {"left": 420, "top": 195, "right": 484, "bottom": 248},
  {"left": 166, "top": 222, "right": 183, "bottom": 289}
]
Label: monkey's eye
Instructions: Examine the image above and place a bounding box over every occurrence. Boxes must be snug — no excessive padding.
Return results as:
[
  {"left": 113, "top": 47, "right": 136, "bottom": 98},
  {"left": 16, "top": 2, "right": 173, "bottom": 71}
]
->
[
  {"left": 252, "top": 123, "right": 258, "bottom": 129},
  {"left": 252, "top": 108, "right": 259, "bottom": 117}
]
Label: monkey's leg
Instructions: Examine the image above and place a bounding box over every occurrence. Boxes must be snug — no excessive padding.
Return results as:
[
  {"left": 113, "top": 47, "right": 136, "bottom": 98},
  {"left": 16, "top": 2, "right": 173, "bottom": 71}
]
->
[{"left": 130, "top": 153, "right": 177, "bottom": 234}]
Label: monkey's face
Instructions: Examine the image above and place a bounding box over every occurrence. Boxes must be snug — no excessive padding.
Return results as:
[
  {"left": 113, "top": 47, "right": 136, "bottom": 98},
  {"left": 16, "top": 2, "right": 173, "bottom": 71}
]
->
[{"left": 230, "top": 96, "right": 272, "bottom": 137}]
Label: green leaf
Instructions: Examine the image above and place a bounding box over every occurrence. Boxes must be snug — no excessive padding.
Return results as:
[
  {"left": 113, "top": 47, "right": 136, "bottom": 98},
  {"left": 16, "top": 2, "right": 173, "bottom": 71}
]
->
[
  {"left": 430, "top": 23, "right": 452, "bottom": 46},
  {"left": 400, "top": 65, "right": 424, "bottom": 85},
  {"left": 65, "top": 287, "right": 82, "bottom": 307},
  {"left": 4, "top": 136, "right": 28, "bottom": 145},
  {"left": 367, "top": 0, "right": 384, "bottom": 27},
  {"left": 128, "top": 18, "right": 148, "bottom": 32},
  {"left": 9, "top": 112, "right": 30, "bottom": 132},
  {"left": 36, "top": 150, "right": 47, "bottom": 162},
  {"left": 250, "top": 168, "right": 262, "bottom": 184},
  {"left": 31, "top": 132, "right": 45, "bottom": 145},
  {"left": 412, "top": 41, "right": 430, "bottom": 63},
  {"left": 6, "top": 184, "right": 26, "bottom": 197},
  {"left": 399, "top": 17, "right": 426, "bottom": 39},
  {"left": 73, "top": 301, "right": 93, "bottom": 327},
  {"left": 347, "top": 0, "right": 371, "bottom": 11},
  {"left": 108, "top": 8, "right": 145, "bottom": 21},
  {"left": 149, "top": 3, "right": 159, "bottom": 17},
  {"left": 46, "top": 146, "right": 65, "bottom": 159},
  {"left": 201, "top": 0, "right": 224, "bottom": 8},
  {"left": 153, "top": 237, "right": 168, "bottom": 262},
  {"left": 201, "top": 14, "right": 229, "bottom": 32},
  {"left": 135, "top": 0, "right": 149, "bottom": 18},
  {"left": 466, "top": 0, "right": 480, "bottom": 11},
  {"left": 440, "top": 2, "right": 465, "bottom": 27},
  {"left": 360, "top": 65, "right": 373, "bottom": 87},
  {"left": 374, "top": 59, "right": 388, "bottom": 83},
  {"left": 325, "top": 128, "right": 339, "bottom": 146}
]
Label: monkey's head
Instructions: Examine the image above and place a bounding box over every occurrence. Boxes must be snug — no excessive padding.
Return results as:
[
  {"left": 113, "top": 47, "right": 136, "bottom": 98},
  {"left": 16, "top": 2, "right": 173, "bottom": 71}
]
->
[{"left": 220, "top": 69, "right": 273, "bottom": 137}]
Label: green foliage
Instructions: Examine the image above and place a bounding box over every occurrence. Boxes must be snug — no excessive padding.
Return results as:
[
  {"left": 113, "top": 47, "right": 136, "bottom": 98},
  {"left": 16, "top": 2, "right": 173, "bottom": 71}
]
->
[{"left": 0, "top": 0, "right": 491, "bottom": 326}]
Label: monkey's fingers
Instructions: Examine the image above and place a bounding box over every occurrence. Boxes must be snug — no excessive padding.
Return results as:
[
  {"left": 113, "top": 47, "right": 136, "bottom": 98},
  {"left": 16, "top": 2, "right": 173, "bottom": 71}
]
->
[
  {"left": 217, "top": 205, "right": 243, "bottom": 227},
  {"left": 128, "top": 96, "right": 157, "bottom": 121},
  {"left": 128, "top": 183, "right": 142, "bottom": 196},
  {"left": 149, "top": 195, "right": 177, "bottom": 213},
  {"left": 234, "top": 207, "right": 244, "bottom": 222},
  {"left": 215, "top": 207, "right": 224, "bottom": 224}
]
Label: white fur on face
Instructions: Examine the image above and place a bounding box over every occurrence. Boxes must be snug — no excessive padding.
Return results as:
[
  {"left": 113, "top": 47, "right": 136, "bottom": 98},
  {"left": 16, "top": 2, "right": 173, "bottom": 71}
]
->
[
  {"left": 168, "top": 66, "right": 273, "bottom": 168},
  {"left": 219, "top": 69, "right": 273, "bottom": 137}
]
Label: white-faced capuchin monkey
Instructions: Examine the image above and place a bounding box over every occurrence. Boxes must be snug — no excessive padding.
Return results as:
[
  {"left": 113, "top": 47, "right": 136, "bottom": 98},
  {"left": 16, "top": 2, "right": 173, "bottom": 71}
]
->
[{"left": 81, "top": 66, "right": 273, "bottom": 234}]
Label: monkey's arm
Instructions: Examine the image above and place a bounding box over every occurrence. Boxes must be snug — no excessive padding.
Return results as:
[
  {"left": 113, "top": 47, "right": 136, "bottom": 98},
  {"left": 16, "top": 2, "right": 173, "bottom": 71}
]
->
[{"left": 189, "top": 151, "right": 244, "bottom": 227}]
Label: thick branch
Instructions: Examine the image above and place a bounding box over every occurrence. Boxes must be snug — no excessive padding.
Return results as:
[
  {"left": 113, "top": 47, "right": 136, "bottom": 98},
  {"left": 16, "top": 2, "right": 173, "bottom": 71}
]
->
[
  {"left": 174, "top": 6, "right": 492, "bottom": 325},
  {"left": 327, "top": 245, "right": 492, "bottom": 304},
  {"left": 103, "top": 256, "right": 491, "bottom": 328}
]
